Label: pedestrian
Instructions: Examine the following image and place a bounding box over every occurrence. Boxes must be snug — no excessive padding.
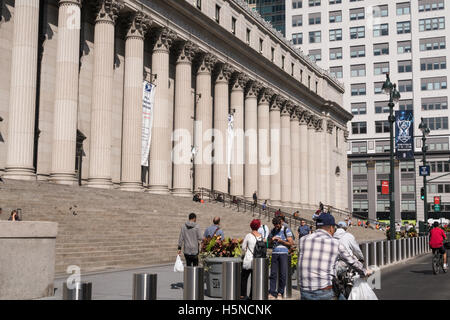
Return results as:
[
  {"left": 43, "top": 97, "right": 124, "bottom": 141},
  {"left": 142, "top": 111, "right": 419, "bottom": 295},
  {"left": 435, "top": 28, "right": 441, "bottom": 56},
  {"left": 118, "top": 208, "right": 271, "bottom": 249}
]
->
[
  {"left": 268, "top": 216, "right": 294, "bottom": 300},
  {"left": 177, "top": 213, "right": 203, "bottom": 266},
  {"left": 203, "top": 217, "right": 225, "bottom": 239},
  {"left": 275, "top": 208, "right": 282, "bottom": 217},
  {"left": 262, "top": 200, "right": 267, "bottom": 211},
  {"left": 8, "top": 209, "right": 21, "bottom": 221},
  {"left": 192, "top": 193, "right": 201, "bottom": 202},
  {"left": 298, "top": 213, "right": 371, "bottom": 300},
  {"left": 240, "top": 219, "right": 263, "bottom": 300},
  {"left": 297, "top": 219, "right": 311, "bottom": 241},
  {"left": 252, "top": 191, "right": 258, "bottom": 208},
  {"left": 257, "top": 223, "right": 270, "bottom": 246}
]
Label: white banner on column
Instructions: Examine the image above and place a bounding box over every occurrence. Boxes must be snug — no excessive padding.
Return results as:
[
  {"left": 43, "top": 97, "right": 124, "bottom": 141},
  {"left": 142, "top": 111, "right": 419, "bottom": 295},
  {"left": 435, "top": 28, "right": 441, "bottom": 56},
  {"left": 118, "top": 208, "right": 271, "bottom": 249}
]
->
[
  {"left": 227, "top": 114, "right": 234, "bottom": 179},
  {"left": 141, "top": 81, "right": 156, "bottom": 166}
]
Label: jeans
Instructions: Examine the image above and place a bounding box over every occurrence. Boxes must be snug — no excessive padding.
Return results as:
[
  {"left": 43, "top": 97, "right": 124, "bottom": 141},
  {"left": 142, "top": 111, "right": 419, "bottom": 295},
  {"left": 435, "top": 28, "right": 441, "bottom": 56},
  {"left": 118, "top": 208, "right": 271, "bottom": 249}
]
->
[
  {"left": 269, "top": 254, "right": 288, "bottom": 297},
  {"left": 301, "top": 289, "right": 346, "bottom": 300},
  {"left": 184, "top": 254, "right": 199, "bottom": 267}
]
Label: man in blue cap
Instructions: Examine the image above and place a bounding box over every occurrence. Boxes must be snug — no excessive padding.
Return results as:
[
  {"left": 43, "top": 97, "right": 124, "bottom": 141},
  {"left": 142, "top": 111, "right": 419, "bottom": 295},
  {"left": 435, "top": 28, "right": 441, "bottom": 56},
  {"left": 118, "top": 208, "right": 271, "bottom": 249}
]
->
[{"left": 298, "top": 213, "right": 372, "bottom": 300}]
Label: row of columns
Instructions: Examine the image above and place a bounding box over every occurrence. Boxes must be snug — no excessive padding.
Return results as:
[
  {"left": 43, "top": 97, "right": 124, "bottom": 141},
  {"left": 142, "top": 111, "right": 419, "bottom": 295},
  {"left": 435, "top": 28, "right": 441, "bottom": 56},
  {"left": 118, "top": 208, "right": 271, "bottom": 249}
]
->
[{"left": 4, "top": 0, "right": 340, "bottom": 209}]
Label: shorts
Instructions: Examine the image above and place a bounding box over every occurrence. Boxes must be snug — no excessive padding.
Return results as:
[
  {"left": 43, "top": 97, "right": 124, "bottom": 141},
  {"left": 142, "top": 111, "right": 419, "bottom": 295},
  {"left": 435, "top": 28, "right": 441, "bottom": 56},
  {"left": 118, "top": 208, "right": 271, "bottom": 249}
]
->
[{"left": 432, "top": 246, "right": 446, "bottom": 255}]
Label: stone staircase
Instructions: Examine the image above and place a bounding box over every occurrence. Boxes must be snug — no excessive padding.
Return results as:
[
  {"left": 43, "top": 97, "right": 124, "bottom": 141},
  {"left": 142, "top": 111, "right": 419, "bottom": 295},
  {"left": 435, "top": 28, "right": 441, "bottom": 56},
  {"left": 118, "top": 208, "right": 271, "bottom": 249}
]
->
[{"left": 0, "top": 179, "right": 385, "bottom": 276}]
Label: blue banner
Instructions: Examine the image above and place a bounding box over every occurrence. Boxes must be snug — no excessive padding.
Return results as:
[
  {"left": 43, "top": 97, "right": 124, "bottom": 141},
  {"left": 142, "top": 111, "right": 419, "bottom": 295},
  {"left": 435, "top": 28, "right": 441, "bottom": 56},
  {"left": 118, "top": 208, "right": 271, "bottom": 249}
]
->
[{"left": 395, "top": 110, "right": 414, "bottom": 160}]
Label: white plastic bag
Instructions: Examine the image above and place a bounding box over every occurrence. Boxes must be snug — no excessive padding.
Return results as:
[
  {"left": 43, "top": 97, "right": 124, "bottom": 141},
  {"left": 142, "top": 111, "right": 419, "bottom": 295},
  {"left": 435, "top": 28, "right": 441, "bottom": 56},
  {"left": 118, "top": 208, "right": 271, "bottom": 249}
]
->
[
  {"left": 174, "top": 255, "right": 184, "bottom": 273},
  {"left": 348, "top": 276, "right": 378, "bottom": 300}
]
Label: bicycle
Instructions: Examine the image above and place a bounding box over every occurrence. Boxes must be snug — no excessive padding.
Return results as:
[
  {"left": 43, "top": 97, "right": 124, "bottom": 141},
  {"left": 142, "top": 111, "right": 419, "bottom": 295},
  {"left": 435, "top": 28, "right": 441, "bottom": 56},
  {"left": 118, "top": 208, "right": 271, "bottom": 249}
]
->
[{"left": 432, "top": 242, "right": 450, "bottom": 275}]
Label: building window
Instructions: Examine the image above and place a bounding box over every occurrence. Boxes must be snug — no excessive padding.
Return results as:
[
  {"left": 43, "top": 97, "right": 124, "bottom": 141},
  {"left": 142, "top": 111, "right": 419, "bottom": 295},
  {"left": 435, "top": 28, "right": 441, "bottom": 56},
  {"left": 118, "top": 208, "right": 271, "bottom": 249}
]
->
[
  {"left": 329, "top": 10, "right": 342, "bottom": 23},
  {"left": 292, "top": 15, "right": 303, "bottom": 27},
  {"left": 397, "top": 21, "right": 411, "bottom": 34},
  {"left": 396, "top": 2, "right": 410, "bottom": 15},
  {"left": 352, "top": 143, "right": 367, "bottom": 153},
  {"left": 419, "top": 17, "right": 445, "bottom": 31},
  {"left": 259, "top": 38, "right": 263, "bottom": 53},
  {"left": 375, "top": 101, "right": 390, "bottom": 114},
  {"left": 426, "top": 140, "right": 449, "bottom": 151},
  {"left": 428, "top": 161, "right": 450, "bottom": 173},
  {"left": 421, "top": 77, "right": 447, "bottom": 91},
  {"left": 398, "top": 40, "right": 412, "bottom": 53},
  {"left": 350, "top": 26, "right": 365, "bottom": 39},
  {"left": 422, "top": 97, "right": 448, "bottom": 111},
  {"left": 353, "top": 185, "right": 368, "bottom": 194},
  {"left": 309, "top": 49, "right": 322, "bottom": 61},
  {"left": 350, "top": 45, "right": 365, "bottom": 58},
  {"left": 401, "top": 201, "right": 416, "bottom": 212},
  {"left": 374, "top": 62, "right": 389, "bottom": 75},
  {"left": 420, "top": 57, "right": 446, "bottom": 71},
  {"left": 398, "top": 80, "right": 413, "bottom": 92},
  {"left": 330, "top": 66, "right": 343, "bottom": 78},
  {"left": 373, "top": 5, "right": 388, "bottom": 17},
  {"left": 271, "top": 47, "right": 275, "bottom": 62},
  {"left": 281, "top": 55, "right": 285, "bottom": 70},
  {"left": 398, "top": 60, "right": 412, "bottom": 73},
  {"left": 353, "top": 200, "right": 369, "bottom": 212},
  {"left": 351, "top": 83, "right": 366, "bottom": 96},
  {"left": 246, "top": 28, "right": 251, "bottom": 45},
  {"left": 373, "top": 24, "right": 389, "bottom": 37},
  {"left": 308, "top": 0, "right": 321, "bottom": 7},
  {"left": 351, "top": 102, "right": 367, "bottom": 115},
  {"left": 231, "top": 17, "right": 236, "bottom": 35},
  {"left": 375, "top": 142, "right": 390, "bottom": 153},
  {"left": 351, "top": 64, "right": 366, "bottom": 77},
  {"left": 329, "top": 29, "right": 342, "bottom": 41},
  {"left": 420, "top": 37, "right": 446, "bottom": 51},
  {"left": 309, "top": 31, "right": 321, "bottom": 43},
  {"left": 291, "top": 63, "right": 295, "bottom": 76},
  {"left": 399, "top": 99, "right": 413, "bottom": 111},
  {"left": 423, "top": 117, "right": 449, "bottom": 130},
  {"left": 349, "top": 8, "right": 365, "bottom": 20},
  {"left": 375, "top": 120, "right": 390, "bottom": 133},
  {"left": 376, "top": 161, "right": 390, "bottom": 174},
  {"left": 329, "top": 47, "right": 342, "bottom": 60},
  {"left": 292, "top": 0, "right": 302, "bottom": 9},
  {"left": 418, "top": 0, "right": 445, "bottom": 12},
  {"left": 400, "top": 161, "right": 415, "bottom": 172},
  {"left": 374, "top": 81, "right": 384, "bottom": 94},
  {"left": 292, "top": 33, "right": 303, "bottom": 45},
  {"left": 309, "top": 13, "right": 321, "bottom": 25},
  {"left": 215, "top": 5, "right": 220, "bottom": 23},
  {"left": 329, "top": 0, "right": 341, "bottom": 4},
  {"left": 351, "top": 122, "right": 367, "bottom": 134},
  {"left": 377, "top": 200, "right": 390, "bottom": 212},
  {"left": 373, "top": 43, "right": 389, "bottom": 56},
  {"left": 352, "top": 162, "right": 368, "bottom": 174}
]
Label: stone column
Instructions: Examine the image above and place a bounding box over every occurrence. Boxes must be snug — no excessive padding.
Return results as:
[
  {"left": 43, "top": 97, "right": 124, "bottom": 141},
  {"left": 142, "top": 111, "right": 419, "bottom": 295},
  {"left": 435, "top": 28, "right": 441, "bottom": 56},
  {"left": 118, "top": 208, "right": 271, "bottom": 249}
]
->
[
  {"left": 290, "top": 107, "right": 301, "bottom": 208},
  {"left": 120, "top": 13, "right": 150, "bottom": 191},
  {"left": 194, "top": 53, "right": 216, "bottom": 191},
  {"left": 244, "top": 81, "right": 259, "bottom": 200},
  {"left": 257, "top": 88, "right": 273, "bottom": 202},
  {"left": 172, "top": 41, "right": 197, "bottom": 196},
  {"left": 299, "top": 110, "right": 309, "bottom": 208},
  {"left": 315, "top": 119, "right": 324, "bottom": 207},
  {"left": 213, "top": 63, "right": 233, "bottom": 194},
  {"left": 4, "top": 0, "right": 41, "bottom": 180},
  {"left": 49, "top": 0, "right": 82, "bottom": 184},
  {"left": 87, "top": 0, "right": 122, "bottom": 188},
  {"left": 326, "top": 120, "right": 334, "bottom": 207},
  {"left": 148, "top": 27, "right": 176, "bottom": 194},
  {"left": 269, "top": 96, "right": 282, "bottom": 207},
  {"left": 280, "top": 102, "right": 292, "bottom": 207},
  {"left": 229, "top": 73, "right": 247, "bottom": 197},
  {"left": 307, "top": 115, "right": 317, "bottom": 208}
]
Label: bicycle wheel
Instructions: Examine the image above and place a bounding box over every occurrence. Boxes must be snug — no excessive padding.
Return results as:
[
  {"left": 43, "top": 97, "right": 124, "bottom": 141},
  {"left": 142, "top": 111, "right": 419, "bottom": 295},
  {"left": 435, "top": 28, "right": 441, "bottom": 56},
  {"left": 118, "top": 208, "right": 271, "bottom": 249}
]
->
[{"left": 432, "top": 254, "right": 439, "bottom": 275}]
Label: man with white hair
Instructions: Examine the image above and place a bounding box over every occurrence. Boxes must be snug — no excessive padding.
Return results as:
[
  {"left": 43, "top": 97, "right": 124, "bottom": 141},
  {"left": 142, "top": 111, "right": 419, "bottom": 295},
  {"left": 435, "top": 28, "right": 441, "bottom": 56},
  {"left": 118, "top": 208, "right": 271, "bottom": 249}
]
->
[{"left": 333, "top": 221, "right": 364, "bottom": 261}]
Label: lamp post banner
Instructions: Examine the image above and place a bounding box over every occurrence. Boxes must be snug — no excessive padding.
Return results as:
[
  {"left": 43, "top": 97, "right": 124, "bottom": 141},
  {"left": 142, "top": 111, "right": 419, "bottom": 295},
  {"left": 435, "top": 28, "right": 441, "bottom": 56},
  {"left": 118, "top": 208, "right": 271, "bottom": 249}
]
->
[
  {"left": 141, "top": 81, "right": 156, "bottom": 166},
  {"left": 395, "top": 110, "right": 414, "bottom": 160}
]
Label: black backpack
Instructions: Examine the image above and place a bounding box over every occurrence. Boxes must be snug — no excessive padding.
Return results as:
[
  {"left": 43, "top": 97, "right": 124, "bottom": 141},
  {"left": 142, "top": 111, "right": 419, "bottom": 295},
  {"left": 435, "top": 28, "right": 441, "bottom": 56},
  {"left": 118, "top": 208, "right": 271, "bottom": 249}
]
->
[{"left": 252, "top": 234, "right": 267, "bottom": 258}]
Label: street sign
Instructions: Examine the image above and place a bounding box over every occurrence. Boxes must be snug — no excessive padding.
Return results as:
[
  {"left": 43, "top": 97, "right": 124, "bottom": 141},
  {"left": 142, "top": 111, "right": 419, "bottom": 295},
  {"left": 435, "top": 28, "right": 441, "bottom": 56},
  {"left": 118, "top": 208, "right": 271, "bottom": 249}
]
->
[
  {"left": 419, "top": 165, "right": 430, "bottom": 176},
  {"left": 381, "top": 180, "right": 389, "bottom": 195}
]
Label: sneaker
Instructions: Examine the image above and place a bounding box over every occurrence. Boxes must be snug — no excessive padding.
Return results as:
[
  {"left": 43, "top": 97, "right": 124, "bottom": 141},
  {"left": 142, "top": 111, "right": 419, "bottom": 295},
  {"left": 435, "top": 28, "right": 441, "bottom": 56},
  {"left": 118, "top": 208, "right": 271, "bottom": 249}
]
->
[
  {"left": 277, "top": 294, "right": 283, "bottom": 300},
  {"left": 444, "top": 264, "right": 448, "bottom": 269},
  {"left": 268, "top": 294, "right": 278, "bottom": 300}
]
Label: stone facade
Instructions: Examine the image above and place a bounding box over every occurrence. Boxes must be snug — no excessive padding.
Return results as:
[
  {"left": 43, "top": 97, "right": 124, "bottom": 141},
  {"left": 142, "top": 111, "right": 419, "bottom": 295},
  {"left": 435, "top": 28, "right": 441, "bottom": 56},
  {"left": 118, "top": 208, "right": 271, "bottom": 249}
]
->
[{"left": 0, "top": 0, "right": 352, "bottom": 210}]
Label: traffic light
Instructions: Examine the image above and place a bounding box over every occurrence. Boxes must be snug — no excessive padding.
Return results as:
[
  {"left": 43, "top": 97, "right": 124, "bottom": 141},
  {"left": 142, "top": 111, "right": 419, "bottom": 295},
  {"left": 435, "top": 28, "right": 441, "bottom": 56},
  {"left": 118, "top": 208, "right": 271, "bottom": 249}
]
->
[{"left": 421, "top": 187, "right": 425, "bottom": 200}]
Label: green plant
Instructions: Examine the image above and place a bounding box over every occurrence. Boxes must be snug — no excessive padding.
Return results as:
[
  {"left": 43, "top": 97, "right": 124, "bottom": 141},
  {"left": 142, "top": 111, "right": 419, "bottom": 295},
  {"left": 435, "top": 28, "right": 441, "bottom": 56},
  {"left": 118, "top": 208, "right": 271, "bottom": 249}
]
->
[{"left": 199, "top": 236, "right": 242, "bottom": 260}]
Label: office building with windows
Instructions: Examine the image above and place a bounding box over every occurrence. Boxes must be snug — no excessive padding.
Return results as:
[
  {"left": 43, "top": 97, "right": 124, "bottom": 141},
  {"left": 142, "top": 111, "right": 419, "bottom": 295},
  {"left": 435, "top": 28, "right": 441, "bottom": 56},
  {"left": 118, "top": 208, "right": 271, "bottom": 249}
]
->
[
  {"left": 286, "top": 0, "right": 450, "bottom": 222},
  {"left": 246, "top": 0, "right": 287, "bottom": 35}
]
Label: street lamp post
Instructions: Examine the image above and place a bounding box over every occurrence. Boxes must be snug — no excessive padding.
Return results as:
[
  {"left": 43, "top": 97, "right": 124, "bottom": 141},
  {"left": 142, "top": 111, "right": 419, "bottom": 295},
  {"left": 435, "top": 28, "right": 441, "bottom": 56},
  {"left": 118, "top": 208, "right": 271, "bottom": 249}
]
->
[
  {"left": 419, "top": 117, "right": 430, "bottom": 233},
  {"left": 382, "top": 73, "right": 400, "bottom": 240}
]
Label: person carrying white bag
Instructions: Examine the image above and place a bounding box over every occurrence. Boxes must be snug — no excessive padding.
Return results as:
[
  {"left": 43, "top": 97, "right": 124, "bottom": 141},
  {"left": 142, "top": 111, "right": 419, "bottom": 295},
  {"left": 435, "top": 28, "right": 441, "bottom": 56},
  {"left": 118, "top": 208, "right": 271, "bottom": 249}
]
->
[{"left": 176, "top": 213, "right": 203, "bottom": 269}]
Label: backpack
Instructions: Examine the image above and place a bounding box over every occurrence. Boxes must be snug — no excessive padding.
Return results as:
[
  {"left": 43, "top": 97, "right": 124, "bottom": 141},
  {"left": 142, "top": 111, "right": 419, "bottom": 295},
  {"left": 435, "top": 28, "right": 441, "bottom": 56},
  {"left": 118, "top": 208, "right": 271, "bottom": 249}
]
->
[{"left": 251, "top": 234, "right": 267, "bottom": 258}]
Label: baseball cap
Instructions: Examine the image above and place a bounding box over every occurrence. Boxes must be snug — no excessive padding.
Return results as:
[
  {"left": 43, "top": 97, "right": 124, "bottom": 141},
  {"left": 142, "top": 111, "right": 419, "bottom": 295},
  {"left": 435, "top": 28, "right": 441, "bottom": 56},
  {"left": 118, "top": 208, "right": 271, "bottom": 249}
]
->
[
  {"left": 316, "top": 213, "right": 336, "bottom": 227},
  {"left": 337, "top": 221, "right": 347, "bottom": 228}
]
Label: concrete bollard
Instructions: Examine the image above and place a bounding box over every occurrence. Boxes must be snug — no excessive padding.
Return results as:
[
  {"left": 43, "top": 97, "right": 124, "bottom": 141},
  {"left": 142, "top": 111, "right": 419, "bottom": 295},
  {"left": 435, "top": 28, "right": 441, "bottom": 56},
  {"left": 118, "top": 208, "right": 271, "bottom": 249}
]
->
[
  {"left": 133, "top": 273, "right": 157, "bottom": 300},
  {"left": 401, "top": 239, "right": 407, "bottom": 260},
  {"left": 397, "top": 239, "right": 403, "bottom": 261},
  {"left": 252, "top": 258, "right": 269, "bottom": 300},
  {"left": 184, "top": 267, "right": 204, "bottom": 300},
  {"left": 369, "top": 242, "right": 377, "bottom": 266},
  {"left": 384, "top": 240, "right": 391, "bottom": 265},
  {"left": 222, "top": 261, "right": 241, "bottom": 300},
  {"left": 390, "top": 240, "right": 397, "bottom": 263},
  {"left": 360, "top": 243, "right": 369, "bottom": 267},
  {"left": 376, "top": 241, "right": 385, "bottom": 266},
  {"left": 63, "top": 282, "right": 92, "bottom": 300},
  {"left": 405, "top": 238, "right": 411, "bottom": 259}
]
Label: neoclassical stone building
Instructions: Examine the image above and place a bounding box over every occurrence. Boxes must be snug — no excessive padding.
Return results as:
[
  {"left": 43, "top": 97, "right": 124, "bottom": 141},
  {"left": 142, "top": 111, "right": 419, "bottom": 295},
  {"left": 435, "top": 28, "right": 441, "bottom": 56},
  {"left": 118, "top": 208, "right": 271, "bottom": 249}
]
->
[{"left": 0, "top": 0, "right": 351, "bottom": 211}]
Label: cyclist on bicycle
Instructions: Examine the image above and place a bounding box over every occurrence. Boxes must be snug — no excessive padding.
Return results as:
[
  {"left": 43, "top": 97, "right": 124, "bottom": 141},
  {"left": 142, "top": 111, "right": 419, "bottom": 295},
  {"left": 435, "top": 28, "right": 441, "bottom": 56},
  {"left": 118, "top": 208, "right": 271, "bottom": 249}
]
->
[{"left": 429, "top": 222, "right": 448, "bottom": 270}]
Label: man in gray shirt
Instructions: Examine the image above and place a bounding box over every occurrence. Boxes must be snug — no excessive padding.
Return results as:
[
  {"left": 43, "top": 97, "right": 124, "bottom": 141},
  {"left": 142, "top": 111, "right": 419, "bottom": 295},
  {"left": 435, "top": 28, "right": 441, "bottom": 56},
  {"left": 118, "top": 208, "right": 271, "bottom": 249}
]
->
[{"left": 178, "top": 213, "right": 203, "bottom": 266}]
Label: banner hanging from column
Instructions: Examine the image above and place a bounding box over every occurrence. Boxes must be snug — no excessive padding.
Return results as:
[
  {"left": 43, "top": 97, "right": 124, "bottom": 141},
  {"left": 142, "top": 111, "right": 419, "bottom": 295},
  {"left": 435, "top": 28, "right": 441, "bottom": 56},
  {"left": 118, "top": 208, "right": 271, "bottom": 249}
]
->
[
  {"left": 141, "top": 81, "right": 156, "bottom": 166},
  {"left": 227, "top": 114, "right": 234, "bottom": 179},
  {"left": 395, "top": 110, "right": 414, "bottom": 160}
]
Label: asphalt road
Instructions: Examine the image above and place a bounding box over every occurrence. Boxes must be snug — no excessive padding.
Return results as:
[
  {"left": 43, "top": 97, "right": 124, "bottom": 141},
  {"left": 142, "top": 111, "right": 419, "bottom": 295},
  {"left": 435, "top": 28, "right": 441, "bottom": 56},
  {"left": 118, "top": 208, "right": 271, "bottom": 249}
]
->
[{"left": 374, "top": 253, "right": 450, "bottom": 300}]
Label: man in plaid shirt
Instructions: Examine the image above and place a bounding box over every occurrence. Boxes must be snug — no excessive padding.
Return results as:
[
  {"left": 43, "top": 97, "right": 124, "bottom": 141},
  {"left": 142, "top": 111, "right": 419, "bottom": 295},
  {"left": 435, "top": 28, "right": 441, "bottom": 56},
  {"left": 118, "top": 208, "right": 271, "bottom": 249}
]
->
[{"left": 298, "top": 213, "right": 372, "bottom": 300}]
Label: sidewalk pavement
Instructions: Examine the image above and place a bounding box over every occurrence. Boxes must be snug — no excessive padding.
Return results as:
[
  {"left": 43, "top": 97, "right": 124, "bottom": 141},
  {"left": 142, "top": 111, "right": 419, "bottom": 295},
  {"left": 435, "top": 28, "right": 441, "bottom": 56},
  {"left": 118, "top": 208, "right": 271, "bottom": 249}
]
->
[{"left": 39, "top": 264, "right": 300, "bottom": 300}]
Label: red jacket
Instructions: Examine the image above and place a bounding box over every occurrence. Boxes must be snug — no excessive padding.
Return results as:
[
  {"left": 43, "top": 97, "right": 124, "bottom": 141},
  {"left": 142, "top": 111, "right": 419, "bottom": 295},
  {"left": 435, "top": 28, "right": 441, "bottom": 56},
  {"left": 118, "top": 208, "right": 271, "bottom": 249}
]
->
[{"left": 430, "top": 227, "right": 447, "bottom": 248}]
